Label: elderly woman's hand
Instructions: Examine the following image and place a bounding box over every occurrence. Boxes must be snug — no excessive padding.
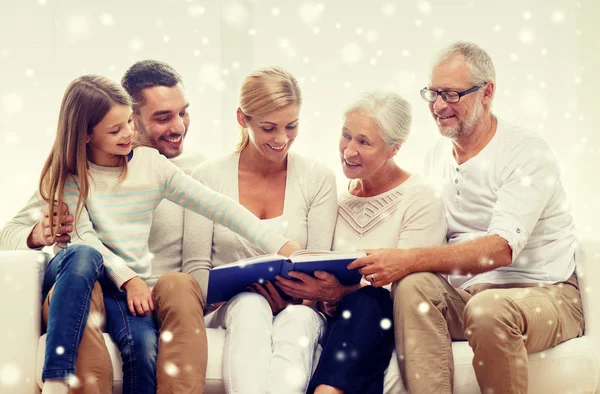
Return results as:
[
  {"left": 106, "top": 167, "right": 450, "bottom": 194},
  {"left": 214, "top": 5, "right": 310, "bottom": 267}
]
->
[
  {"left": 275, "top": 271, "right": 357, "bottom": 303},
  {"left": 347, "top": 248, "right": 415, "bottom": 286}
]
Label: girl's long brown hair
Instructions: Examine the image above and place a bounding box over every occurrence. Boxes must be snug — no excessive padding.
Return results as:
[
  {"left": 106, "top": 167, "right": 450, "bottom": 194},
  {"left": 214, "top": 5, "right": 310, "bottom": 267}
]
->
[{"left": 39, "top": 75, "right": 132, "bottom": 240}]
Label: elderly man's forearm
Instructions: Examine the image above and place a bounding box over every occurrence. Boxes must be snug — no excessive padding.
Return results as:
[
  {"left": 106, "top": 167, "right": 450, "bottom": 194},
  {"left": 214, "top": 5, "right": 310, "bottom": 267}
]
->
[{"left": 409, "top": 235, "right": 512, "bottom": 276}]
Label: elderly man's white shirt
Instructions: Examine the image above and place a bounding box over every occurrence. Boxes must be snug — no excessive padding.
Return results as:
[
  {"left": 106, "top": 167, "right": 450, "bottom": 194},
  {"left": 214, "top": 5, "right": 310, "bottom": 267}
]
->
[{"left": 425, "top": 118, "right": 577, "bottom": 289}]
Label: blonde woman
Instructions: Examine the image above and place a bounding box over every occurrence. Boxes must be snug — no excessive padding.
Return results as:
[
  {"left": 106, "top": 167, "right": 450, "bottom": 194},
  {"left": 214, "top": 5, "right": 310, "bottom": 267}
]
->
[{"left": 183, "top": 67, "right": 337, "bottom": 394}]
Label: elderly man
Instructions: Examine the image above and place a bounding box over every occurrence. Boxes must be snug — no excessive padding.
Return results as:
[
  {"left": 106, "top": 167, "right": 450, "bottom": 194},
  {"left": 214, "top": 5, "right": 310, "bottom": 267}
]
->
[
  {"left": 0, "top": 60, "right": 207, "bottom": 393},
  {"left": 348, "top": 41, "right": 583, "bottom": 394}
]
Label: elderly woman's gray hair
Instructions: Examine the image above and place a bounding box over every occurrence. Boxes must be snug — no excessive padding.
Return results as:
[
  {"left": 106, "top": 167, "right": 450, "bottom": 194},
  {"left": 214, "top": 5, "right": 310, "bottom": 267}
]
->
[{"left": 344, "top": 91, "right": 412, "bottom": 148}]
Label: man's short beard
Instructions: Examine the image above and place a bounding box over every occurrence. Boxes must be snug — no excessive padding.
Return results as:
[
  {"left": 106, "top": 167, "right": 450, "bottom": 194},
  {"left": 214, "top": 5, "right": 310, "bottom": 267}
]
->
[
  {"left": 133, "top": 119, "right": 153, "bottom": 148},
  {"left": 439, "top": 98, "right": 484, "bottom": 140}
]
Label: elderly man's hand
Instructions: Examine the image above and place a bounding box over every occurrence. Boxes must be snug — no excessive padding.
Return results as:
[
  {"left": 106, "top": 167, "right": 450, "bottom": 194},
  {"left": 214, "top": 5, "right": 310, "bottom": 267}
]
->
[
  {"left": 275, "top": 271, "right": 349, "bottom": 303},
  {"left": 347, "top": 248, "right": 415, "bottom": 287}
]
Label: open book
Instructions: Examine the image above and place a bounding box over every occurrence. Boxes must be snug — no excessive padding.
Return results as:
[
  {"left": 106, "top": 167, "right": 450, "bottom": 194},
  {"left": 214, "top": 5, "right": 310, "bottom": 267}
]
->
[{"left": 206, "top": 250, "right": 365, "bottom": 305}]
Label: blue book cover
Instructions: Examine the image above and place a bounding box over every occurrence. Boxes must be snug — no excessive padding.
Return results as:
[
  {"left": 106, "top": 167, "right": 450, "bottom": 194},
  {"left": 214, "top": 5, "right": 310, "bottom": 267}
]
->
[
  {"left": 283, "top": 250, "right": 365, "bottom": 285},
  {"left": 207, "top": 250, "right": 365, "bottom": 305},
  {"left": 206, "top": 254, "right": 286, "bottom": 305}
]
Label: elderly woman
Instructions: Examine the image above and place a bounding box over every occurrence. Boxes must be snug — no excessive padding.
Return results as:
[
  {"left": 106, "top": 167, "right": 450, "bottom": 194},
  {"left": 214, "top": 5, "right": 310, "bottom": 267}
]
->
[{"left": 275, "top": 91, "right": 448, "bottom": 394}]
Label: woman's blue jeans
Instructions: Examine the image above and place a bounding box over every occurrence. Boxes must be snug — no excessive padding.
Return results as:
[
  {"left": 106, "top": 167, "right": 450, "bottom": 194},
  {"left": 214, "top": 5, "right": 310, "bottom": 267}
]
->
[{"left": 42, "top": 244, "right": 158, "bottom": 393}]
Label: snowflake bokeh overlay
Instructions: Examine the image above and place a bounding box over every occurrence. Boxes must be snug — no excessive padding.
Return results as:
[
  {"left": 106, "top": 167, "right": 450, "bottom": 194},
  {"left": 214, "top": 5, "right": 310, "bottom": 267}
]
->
[{"left": 0, "top": 0, "right": 597, "bottom": 237}]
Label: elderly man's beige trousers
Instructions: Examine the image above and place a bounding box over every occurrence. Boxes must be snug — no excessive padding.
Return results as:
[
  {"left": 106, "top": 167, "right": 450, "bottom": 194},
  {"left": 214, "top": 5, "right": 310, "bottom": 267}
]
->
[{"left": 392, "top": 272, "right": 584, "bottom": 394}]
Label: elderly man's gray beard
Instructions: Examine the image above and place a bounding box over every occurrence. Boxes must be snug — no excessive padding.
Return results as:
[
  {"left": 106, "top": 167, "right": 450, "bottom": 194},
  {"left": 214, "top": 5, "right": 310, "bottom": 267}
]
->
[{"left": 439, "top": 99, "right": 484, "bottom": 140}]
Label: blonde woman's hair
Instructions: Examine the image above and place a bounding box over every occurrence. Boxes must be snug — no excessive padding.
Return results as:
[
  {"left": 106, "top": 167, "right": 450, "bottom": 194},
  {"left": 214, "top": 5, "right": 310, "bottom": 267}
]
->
[
  {"left": 39, "top": 75, "right": 132, "bottom": 240},
  {"left": 235, "top": 66, "right": 302, "bottom": 152}
]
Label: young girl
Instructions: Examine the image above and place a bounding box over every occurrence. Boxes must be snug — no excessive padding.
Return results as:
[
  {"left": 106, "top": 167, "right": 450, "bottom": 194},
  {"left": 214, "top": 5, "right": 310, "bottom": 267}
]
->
[{"left": 38, "top": 75, "right": 298, "bottom": 394}]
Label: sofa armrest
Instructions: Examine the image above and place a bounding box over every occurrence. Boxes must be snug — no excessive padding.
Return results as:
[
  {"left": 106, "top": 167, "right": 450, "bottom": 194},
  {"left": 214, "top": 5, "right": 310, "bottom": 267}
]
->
[
  {"left": 0, "top": 250, "right": 50, "bottom": 394},
  {"left": 576, "top": 239, "right": 600, "bottom": 339}
]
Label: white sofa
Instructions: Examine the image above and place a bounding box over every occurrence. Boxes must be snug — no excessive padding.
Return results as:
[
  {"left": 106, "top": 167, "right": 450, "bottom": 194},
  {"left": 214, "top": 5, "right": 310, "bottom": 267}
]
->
[{"left": 1, "top": 240, "right": 599, "bottom": 394}]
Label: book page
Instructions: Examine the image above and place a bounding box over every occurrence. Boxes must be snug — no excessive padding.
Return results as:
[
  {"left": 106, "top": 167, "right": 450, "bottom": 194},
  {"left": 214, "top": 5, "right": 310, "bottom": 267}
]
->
[
  {"left": 290, "top": 250, "right": 365, "bottom": 262},
  {"left": 211, "top": 253, "right": 284, "bottom": 270}
]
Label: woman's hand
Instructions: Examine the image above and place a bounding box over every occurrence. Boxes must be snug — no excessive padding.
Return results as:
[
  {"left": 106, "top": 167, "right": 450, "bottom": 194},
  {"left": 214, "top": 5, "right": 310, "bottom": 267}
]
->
[
  {"left": 275, "top": 271, "right": 354, "bottom": 302},
  {"left": 123, "top": 277, "right": 154, "bottom": 316},
  {"left": 347, "top": 248, "right": 415, "bottom": 286},
  {"left": 248, "top": 280, "right": 300, "bottom": 315}
]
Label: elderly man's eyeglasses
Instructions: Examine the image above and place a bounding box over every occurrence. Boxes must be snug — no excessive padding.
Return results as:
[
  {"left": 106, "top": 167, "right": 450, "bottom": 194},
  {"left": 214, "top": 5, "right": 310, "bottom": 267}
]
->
[{"left": 420, "top": 83, "right": 486, "bottom": 104}]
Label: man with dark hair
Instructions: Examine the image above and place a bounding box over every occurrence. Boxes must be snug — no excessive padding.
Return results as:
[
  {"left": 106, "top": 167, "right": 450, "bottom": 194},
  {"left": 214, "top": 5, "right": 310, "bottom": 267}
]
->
[
  {"left": 122, "top": 60, "right": 183, "bottom": 105},
  {"left": 123, "top": 59, "right": 189, "bottom": 159},
  {"left": 122, "top": 60, "right": 189, "bottom": 159},
  {"left": 0, "top": 60, "right": 208, "bottom": 394}
]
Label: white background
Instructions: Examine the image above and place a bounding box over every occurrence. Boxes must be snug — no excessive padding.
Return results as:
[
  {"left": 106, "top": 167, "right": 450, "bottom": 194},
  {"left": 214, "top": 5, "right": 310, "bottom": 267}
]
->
[{"left": 0, "top": 0, "right": 598, "bottom": 239}]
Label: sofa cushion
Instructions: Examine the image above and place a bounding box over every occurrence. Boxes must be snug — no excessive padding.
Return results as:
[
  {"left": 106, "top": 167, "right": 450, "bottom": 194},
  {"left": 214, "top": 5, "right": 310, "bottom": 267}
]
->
[
  {"left": 451, "top": 336, "right": 599, "bottom": 394},
  {"left": 36, "top": 330, "right": 599, "bottom": 394},
  {"left": 36, "top": 329, "right": 228, "bottom": 394}
]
